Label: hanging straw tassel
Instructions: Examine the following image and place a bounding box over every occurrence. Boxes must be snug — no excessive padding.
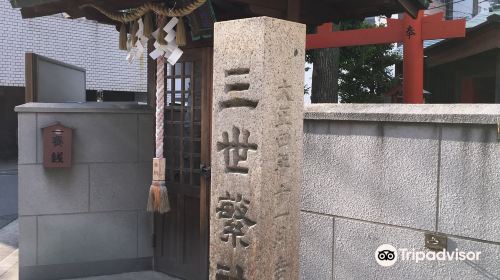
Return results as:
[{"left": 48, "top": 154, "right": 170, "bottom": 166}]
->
[
  {"left": 131, "top": 20, "right": 139, "bottom": 45},
  {"left": 146, "top": 181, "right": 160, "bottom": 212},
  {"left": 147, "top": 180, "right": 170, "bottom": 213},
  {"left": 147, "top": 159, "right": 170, "bottom": 213},
  {"left": 147, "top": 56, "right": 170, "bottom": 214},
  {"left": 119, "top": 23, "right": 128, "bottom": 50},
  {"left": 143, "top": 12, "right": 153, "bottom": 38},
  {"left": 157, "top": 18, "right": 167, "bottom": 45},
  {"left": 176, "top": 17, "right": 187, "bottom": 47}
]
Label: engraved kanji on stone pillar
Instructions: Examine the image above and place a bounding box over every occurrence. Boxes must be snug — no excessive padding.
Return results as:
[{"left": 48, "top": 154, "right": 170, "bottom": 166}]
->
[
  {"left": 217, "top": 127, "right": 258, "bottom": 174},
  {"left": 216, "top": 263, "right": 246, "bottom": 280},
  {"left": 210, "top": 17, "right": 305, "bottom": 280},
  {"left": 216, "top": 192, "right": 256, "bottom": 248}
]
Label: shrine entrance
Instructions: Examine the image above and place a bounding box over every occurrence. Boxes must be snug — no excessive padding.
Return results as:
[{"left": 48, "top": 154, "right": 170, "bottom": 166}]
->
[{"left": 154, "top": 47, "right": 212, "bottom": 280}]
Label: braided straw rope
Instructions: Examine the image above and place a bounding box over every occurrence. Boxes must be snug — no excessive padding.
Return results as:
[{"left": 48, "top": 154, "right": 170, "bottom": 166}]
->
[
  {"left": 155, "top": 55, "right": 165, "bottom": 159},
  {"left": 81, "top": 0, "right": 206, "bottom": 23}
]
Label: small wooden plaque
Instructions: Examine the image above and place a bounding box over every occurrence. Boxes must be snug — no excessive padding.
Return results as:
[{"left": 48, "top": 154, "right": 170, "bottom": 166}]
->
[
  {"left": 152, "top": 158, "right": 166, "bottom": 181},
  {"left": 42, "top": 123, "right": 73, "bottom": 168}
]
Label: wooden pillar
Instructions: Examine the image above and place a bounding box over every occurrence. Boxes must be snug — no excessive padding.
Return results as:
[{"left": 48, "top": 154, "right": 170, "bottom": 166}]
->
[
  {"left": 460, "top": 76, "right": 476, "bottom": 103},
  {"left": 473, "top": 0, "right": 479, "bottom": 17},
  {"left": 287, "top": 0, "right": 301, "bottom": 22},
  {"left": 496, "top": 50, "right": 500, "bottom": 103},
  {"left": 403, "top": 11, "right": 424, "bottom": 103}
]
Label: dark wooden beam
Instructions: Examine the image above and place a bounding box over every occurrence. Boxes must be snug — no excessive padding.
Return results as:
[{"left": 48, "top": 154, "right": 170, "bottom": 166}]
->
[
  {"left": 24, "top": 53, "right": 36, "bottom": 102},
  {"left": 397, "top": 0, "right": 425, "bottom": 18},
  {"left": 20, "top": 0, "right": 150, "bottom": 20},
  {"left": 287, "top": 0, "right": 300, "bottom": 21},
  {"left": 496, "top": 50, "right": 500, "bottom": 103},
  {"left": 10, "top": 0, "right": 59, "bottom": 8},
  {"left": 16, "top": 0, "right": 430, "bottom": 25},
  {"left": 299, "top": 0, "right": 345, "bottom": 25},
  {"left": 226, "top": 0, "right": 286, "bottom": 11},
  {"left": 248, "top": 4, "right": 284, "bottom": 18}
]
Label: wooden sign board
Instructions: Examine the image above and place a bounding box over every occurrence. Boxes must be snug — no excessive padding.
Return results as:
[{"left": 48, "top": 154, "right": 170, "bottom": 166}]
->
[{"left": 43, "top": 123, "right": 73, "bottom": 168}]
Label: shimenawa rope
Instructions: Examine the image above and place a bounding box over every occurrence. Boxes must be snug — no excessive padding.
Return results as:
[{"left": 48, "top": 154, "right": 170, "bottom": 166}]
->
[{"left": 80, "top": 0, "right": 206, "bottom": 23}]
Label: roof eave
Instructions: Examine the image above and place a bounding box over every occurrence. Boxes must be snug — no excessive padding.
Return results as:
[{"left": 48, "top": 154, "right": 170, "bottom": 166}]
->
[
  {"left": 10, "top": 0, "right": 58, "bottom": 8},
  {"left": 398, "top": 0, "right": 429, "bottom": 18},
  {"left": 425, "top": 14, "right": 500, "bottom": 52}
]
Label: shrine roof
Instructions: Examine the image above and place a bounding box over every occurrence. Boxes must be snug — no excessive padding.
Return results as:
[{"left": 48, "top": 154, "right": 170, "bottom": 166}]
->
[
  {"left": 425, "top": 14, "right": 500, "bottom": 66},
  {"left": 10, "top": 0, "right": 429, "bottom": 25}
]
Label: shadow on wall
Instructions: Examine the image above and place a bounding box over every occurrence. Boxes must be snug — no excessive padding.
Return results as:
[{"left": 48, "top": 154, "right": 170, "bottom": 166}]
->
[
  {"left": 0, "top": 86, "right": 24, "bottom": 160},
  {"left": 0, "top": 163, "right": 18, "bottom": 221}
]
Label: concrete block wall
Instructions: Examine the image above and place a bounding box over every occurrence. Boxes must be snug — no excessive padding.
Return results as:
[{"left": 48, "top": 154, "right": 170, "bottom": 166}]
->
[
  {"left": 300, "top": 104, "right": 500, "bottom": 280},
  {"left": 16, "top": 103, "right": 154, "bottom": 280},
  {"left": 1, "top": 0, "right": 147, "bottom": 92}
]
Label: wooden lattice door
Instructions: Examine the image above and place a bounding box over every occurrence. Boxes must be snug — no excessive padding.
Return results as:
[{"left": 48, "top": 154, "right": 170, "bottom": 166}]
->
[{"left": 154, "top": 47, "right": 212, "bottom": 280}]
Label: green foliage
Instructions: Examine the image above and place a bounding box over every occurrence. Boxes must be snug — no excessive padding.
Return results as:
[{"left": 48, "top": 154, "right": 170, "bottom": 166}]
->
[
  {"left": 307, "top": 20, "right": 402, "bottom": 103},
  {"left": 338, "top": 20, "right": 402, "bottom": 103}
]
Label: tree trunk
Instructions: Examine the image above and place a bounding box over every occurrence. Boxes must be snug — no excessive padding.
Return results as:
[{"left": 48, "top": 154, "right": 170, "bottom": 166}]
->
[{"left": 311, "top": 47, "right": 340, "bottom": 103}]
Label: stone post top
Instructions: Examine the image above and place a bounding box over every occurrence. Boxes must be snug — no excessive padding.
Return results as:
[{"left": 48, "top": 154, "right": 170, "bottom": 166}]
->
[
  {"left": 214, "top": 16, "right": 305, "bottom": 27},
  {"left": 305, "top": 104, "right": 500, "bottom": 125},
  {"left": 15, "top": 102, "right": 153, "bottom": 114}
]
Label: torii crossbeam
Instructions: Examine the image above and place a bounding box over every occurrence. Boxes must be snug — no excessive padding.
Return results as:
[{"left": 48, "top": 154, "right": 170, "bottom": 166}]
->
[{"left": 307, "top": 11, "right": 466, "bottom": 103}]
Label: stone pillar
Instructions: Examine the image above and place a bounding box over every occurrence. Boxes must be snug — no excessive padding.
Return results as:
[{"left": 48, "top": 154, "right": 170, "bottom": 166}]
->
[
  {"left": 495, "top": 50, "right": 500, "bottom": 103},
  {"left": 210, "top": 17, "right": 305, "bottom": 280}
]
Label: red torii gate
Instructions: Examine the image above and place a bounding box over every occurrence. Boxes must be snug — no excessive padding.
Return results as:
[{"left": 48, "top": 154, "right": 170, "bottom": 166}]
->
[{"left": 306, "top": 11, "right": 466, "bottom": 103}]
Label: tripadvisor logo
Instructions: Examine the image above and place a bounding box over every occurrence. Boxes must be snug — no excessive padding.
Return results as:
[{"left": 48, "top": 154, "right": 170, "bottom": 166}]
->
[
  {"left": 375, "top": 244, "right": 482, "bottom": 267},
  {"left": 375, "top": 244, "right": 398, "bottom": 267}
]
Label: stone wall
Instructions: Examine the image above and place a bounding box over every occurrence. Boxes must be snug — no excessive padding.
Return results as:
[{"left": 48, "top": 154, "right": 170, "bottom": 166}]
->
[
  {"left": 16, "top": 101, "right": 500, "bottom": 279},
  {"left": 300, "top": 104, "right": 500, "bottom": 280},
  {"left": 16, "top": 103, "right": 154, "bottom": 280}
]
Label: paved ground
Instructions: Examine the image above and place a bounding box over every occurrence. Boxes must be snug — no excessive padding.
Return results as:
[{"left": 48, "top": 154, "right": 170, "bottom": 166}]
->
[
  {"left": 0, "top": 160, "right": 179, "bottom": 280},
  {"left": 0, "top": 159, "right": 18, "bottom": 227},
  {"left": 0, "top": 220, "right": 18, "bottom": 280},
  {"left": 0, "top": 260, "right": 17, "bottom": 280},
  {"left": 1, "top": 268, "right": 179, "bottom": 280},
  {"left": 66, "top": 271, "right": 180, "bottom": 280},
  {"left": 0, "top": 220, "right": 179, "bottom": 280},
  {"left": 0, "top": 217, "right": 16, "bottom": 232}
]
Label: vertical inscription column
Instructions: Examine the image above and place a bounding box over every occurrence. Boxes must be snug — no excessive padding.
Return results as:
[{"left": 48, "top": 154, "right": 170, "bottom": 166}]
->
[{"left": 211, "top": 17, "right": 305, "bottom": 279}]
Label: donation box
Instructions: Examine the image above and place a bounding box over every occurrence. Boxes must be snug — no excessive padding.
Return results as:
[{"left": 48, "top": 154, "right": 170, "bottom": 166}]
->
[{"left": 43, "top": 123, "right": 73, "bottom": 168}]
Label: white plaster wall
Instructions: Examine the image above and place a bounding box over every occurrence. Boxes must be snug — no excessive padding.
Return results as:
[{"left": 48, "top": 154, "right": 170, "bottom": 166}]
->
[{"left": 0, "top": 0, "right": 147, "bottom": 92}]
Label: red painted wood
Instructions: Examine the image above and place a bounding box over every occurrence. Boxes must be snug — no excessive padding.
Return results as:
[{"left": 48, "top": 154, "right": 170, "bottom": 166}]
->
[
  {"left": 306, "top": 10, "right": 466, "bottom": 103},
  {"left": 422, "top": 12, "right": 466, "bottom": 40},
  {"left": 306, "top": 20, "right": 404, "bottom": 49},
  {"left": 403, "top": 10, "right": 424, "bottom": 103}
]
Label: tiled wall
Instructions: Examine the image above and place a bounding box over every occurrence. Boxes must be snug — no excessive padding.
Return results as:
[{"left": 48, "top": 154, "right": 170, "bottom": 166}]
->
[
  {"left": 300, "top": 118, "right": 500, "bottom": 279},
  {"left": 1, "top": 0, "right": 147, "bottom": 92},
  {"left": 17, "top": 108, "right": 154, "bottom": 280}
]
